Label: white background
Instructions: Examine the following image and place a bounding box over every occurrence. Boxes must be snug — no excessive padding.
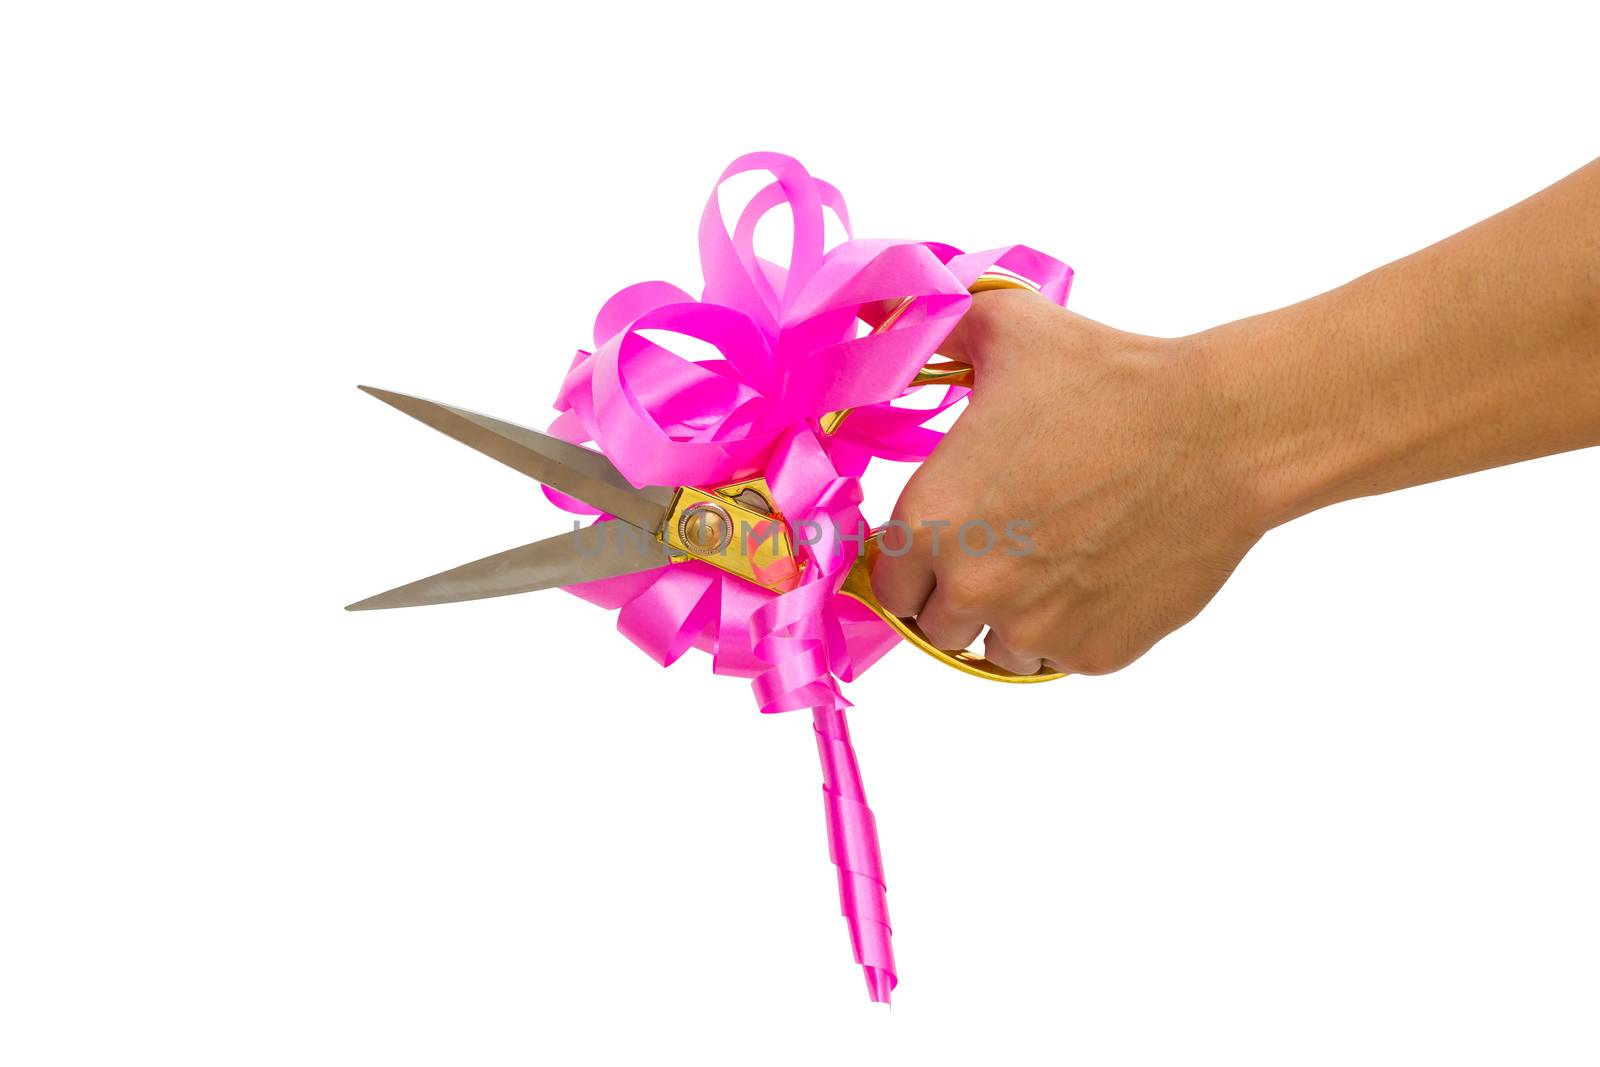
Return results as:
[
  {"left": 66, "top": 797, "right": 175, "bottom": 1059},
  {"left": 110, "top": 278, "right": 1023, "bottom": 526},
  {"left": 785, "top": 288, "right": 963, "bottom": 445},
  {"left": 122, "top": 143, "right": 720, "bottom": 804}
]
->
[{"left": 4, "top": 2, "right": 1597, "bottom": 1064}]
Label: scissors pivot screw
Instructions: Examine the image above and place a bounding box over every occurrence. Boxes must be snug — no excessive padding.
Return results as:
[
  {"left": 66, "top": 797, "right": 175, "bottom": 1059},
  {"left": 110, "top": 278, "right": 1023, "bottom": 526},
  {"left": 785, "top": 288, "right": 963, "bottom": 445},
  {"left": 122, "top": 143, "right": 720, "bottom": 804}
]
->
[{"left": 678, "top": 502, "right": 733, "bottom": 556}]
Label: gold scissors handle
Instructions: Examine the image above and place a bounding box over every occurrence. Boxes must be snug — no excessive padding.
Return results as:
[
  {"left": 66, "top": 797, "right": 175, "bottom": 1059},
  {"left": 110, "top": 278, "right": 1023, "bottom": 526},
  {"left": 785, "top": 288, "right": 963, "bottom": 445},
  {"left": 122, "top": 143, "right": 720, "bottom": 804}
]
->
[{"left": 828, "top": 269, "right": 1066, "bottom": 684}]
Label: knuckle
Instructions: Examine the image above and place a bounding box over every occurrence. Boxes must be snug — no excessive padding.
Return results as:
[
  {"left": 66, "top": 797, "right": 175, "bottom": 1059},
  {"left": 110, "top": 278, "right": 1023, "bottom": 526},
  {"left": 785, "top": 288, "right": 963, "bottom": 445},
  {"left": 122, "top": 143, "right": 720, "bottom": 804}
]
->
[
  {"left": 996, "top": 621, "right": 1052, "bottom": 660},
  {"left": 922, "top": 623, "right": 971, "bottom": 651},
  {"left": 934, "top": 573, "right": 987, "bottom": 618},
  {"left": 873, "top": 586, "right": 922, "bottom": 620},
  {"left": 877, "top": 593, "right": 919, "bottom": 619},
  {"left": 983, "top": 631, "right": 1040, "bottom": 674},
  {"left": 918, "top": 604, "right": 978, "bottom": 650},
  {"left": 868, "top": 560, "right": 925, "bottom": 617}
]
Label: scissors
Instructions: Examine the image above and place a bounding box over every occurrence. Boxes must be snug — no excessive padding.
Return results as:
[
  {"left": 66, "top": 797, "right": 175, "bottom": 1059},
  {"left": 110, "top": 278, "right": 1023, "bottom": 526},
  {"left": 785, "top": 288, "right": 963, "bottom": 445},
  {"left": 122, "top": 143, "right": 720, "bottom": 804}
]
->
[{"left": 347, "top": 273, "right": 1064, "bottom": 683}]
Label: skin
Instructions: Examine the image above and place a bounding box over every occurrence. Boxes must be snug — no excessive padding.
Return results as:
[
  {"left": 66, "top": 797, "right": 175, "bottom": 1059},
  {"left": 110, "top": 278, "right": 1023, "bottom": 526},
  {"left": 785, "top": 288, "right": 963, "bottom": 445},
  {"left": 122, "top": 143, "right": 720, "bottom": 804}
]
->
[{"left": 871, "top": 157, "right": 1600, "bottom": 676}]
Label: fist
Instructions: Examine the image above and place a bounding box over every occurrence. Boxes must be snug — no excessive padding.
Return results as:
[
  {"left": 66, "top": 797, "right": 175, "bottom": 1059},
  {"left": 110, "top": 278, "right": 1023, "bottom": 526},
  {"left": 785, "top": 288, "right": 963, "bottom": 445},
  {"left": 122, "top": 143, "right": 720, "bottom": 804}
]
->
[{"left": 870, "top": 289, "right": 1265, "bottom": 676}]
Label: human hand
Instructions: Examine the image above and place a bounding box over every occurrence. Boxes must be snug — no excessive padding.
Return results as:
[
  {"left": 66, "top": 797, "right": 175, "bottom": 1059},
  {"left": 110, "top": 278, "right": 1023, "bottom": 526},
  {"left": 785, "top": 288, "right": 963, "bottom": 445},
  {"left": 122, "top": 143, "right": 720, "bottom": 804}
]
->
[{"left": 870, "top": 290, "right": 1266, "bottom": 676}]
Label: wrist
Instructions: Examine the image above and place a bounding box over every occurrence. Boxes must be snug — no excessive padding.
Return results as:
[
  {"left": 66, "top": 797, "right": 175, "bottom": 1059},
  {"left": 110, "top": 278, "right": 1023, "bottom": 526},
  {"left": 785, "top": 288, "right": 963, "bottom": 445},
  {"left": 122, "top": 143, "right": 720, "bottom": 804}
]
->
[{"left": 1181, "top": 308, "right": 1359, "bottom": 534}]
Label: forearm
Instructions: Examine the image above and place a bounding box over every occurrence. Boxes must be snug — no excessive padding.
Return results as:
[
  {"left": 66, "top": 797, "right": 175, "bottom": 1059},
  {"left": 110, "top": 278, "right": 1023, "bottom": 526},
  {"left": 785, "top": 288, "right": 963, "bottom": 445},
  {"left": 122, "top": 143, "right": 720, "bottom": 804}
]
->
[{"left": 1196, "top": 157, "right": 1600, "bottom": 530}]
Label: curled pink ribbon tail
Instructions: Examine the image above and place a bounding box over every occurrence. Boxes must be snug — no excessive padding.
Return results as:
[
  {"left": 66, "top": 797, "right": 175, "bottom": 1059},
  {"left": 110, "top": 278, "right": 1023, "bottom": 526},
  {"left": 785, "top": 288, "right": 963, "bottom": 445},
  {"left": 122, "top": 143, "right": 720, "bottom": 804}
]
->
[{"left": 814, "top": 706, "right": 895, "bottom": 1002}]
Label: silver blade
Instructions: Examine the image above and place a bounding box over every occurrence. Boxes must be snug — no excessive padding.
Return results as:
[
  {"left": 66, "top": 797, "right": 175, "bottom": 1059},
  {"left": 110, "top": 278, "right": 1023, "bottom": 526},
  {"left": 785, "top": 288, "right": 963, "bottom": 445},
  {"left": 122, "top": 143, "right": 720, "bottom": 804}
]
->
[
  {"left": 345, "top": 521, "right": 672, "bottom": 611},
  {"left": 357, "top": 385, "right": 676, "bottom": 533}
]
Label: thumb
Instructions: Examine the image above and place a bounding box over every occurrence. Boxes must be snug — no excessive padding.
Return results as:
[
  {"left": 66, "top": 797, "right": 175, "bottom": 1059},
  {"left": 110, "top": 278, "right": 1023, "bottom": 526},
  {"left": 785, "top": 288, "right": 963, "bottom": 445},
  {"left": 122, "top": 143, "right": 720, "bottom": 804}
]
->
[
  {"left": 938, "top": 287, "right": 1064, "bottom": 368},
  {"left": 933, "top": 288, "right": 1020, "bottom": 366},
  {"left": 859, "top": 294, "right": 976, "bottom": 362},
  {"left": 864, "top": 287, "right": 1038, "bottom": 365}
]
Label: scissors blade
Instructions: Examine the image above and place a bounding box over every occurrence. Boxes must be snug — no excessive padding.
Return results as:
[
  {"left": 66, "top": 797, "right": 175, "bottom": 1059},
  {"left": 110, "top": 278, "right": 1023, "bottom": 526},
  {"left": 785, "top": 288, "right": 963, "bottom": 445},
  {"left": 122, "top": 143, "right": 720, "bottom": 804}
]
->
[
  {"left": 357, "top": 386, "right": 676, "bottom": 533},
  {"left": 345, "top": 520, "right": 672, "bottom": 611}
]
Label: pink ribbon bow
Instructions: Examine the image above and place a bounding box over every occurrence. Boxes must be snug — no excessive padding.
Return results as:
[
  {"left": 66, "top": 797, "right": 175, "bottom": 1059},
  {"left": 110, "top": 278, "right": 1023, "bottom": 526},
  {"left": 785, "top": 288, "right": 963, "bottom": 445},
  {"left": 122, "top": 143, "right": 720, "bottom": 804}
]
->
[{"left": 544, "top": 152, "right": 1072, "bottom": 1001}]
